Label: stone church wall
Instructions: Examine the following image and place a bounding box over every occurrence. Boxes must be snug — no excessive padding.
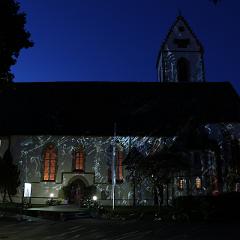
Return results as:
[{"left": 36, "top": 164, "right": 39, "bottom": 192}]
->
[
  {"left": 0, "top": 135, "right": 155, "bottom": 205},
  {"left": 0, "top": 124, "right": 239, "bottom": 206}
]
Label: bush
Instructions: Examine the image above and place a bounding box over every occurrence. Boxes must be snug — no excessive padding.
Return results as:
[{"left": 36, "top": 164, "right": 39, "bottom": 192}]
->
[
  {"left": 172, "top": 193, "right": 240, "bottom": 222},
  {"left": 46, "top": 199, "right": 61, "bottom": 206}
]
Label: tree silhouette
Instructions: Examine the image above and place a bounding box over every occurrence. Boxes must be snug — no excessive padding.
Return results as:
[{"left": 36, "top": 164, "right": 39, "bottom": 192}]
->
[
  {"left": 124, "top": 144, "right": 190, "bottom": 207},
  {"left": 124, "top": 147, "right": 145, "bottom": 207},
  {"left": 145, "top": 147, "right": 190, "bottom": 206},
  {"left": 0, "top": 144, "right": 20, "bottom": 202},
  {"left": 0, "top": 0, "right": 33, "bottom": 84}
]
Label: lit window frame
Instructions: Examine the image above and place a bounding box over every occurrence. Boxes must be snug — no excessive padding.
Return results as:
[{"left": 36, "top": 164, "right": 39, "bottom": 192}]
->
[
  {"left": 177, "top": 177, "right": 185, "bottom": 191},
  {"left": 42, "top": 144, "right": 57, "bottom": 182},
  {"left": 195, "top": 176, "right": 202, "bottom": 190},
  {"left": 116, "top": 149, "right": 124, "bottom": 183},
  {"left": 72, "top": 146, "right": 85, "bottom": 173},
  {"left": 108, "top": 146, "right": 124, "bottom": 184}
]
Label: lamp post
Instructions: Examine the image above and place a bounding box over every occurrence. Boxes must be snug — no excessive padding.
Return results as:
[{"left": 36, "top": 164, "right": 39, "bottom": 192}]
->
[{"left": 112, "top": 122, "right": 117, "bottom": 210}]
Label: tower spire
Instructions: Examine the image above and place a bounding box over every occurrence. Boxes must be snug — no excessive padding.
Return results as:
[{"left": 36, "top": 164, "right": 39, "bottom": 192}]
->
[
  {"left": 177, "top": 9, "right": 182, "bottom": 17},
  {"left": 156, "top": 16, "right": 205, "bottom": 82}
]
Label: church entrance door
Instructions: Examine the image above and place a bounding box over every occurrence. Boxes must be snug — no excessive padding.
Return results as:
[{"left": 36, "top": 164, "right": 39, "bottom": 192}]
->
[{"left": 69, "top": 178, "right": 86, "bottom": 206}]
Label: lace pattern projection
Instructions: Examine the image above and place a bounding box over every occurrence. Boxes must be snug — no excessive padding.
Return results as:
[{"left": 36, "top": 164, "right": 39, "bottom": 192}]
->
[{"left": 4, "top": 123, "right": 239, "bottom": 202}]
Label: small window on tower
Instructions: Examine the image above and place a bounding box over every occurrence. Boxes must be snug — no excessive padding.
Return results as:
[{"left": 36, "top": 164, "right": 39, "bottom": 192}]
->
[
  {"left": 174, "top": 38, "right": 190, "bottom": 48},
  {"left": 116, "top": 149, "right": 124, "bottom": 183},
  {"left": 178, "top": 26, "right": 185, "bottom": 32}
]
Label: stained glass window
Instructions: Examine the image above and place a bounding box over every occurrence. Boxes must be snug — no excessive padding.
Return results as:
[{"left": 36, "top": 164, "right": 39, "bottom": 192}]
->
[
  {"left": 177, "top": 178, "right": 185, "bottom": 191},
  {"left": 108, "top": 147, "right": 124, "bottom": 184},
  {"left": 116, "top": 150, "right": 123, "bottom": 183},
  {"left": 73, "top": 146, "right": 85, "bottom": 172},
  {"left": 43, "top": 144, "right": 57, "bottom": 181}
]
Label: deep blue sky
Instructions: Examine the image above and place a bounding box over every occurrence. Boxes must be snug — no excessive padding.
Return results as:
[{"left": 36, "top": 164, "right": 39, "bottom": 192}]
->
[{"left": 13, "top": 0, "right": 239, "bottom": 94}]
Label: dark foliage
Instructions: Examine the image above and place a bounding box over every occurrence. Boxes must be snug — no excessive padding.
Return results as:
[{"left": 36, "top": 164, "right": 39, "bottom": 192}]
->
[
  {"left": 0, "top": 0, "right": 33, "bottom": 83},
  {"left": 123, "top": 147, "right": 145, "bottom": 184},
  {"left": 0, "top": 146, "right": 20, "bottom": 202},
  {"left": 171, "top": 118, "right": 209, "bottom": 152},
  {"left": 124, "top": 147, "right": 145, "bottom": 206},
  {"left": 173, "top": 193, "right": 240, "bottom": 222},
  {"left": 124, "top": 144, "right": 190, "bottom": 207},
  {"left": 146, "top": 147, "right": 190, "bottom": 206}
]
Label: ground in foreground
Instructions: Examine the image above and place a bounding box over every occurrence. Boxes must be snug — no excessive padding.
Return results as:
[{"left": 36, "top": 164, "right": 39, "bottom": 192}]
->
[{"left": 0, "top": 218, "right": 238, "bottom": 240}]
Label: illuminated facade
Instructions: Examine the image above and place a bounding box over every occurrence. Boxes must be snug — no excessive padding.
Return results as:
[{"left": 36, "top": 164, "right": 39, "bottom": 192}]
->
[
  {"left": 0, "top": 125, "right": 239, "bottom": 206},
  {"left": 0, "top": 136, "right": 154, "bottom": 205},
  {"left": 0, "top": 16, "right": 239, "bottom": 206}
]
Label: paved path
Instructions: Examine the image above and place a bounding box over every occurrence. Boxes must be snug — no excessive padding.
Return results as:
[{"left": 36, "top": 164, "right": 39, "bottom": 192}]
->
[
  {"left": 27, "top": 204, "right": 82, "bottom": 212},
  {"left": 0, "top": 218, "right": 238, "bottom": 240}
]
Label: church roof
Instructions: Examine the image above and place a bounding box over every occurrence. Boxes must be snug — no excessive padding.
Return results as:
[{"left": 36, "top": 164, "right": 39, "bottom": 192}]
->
[
  {"left": 0, "top": 82, "right": 239, "bottom": 137},
  {"left": 156, "top": 15, "right": 204, "bottom": 68}
]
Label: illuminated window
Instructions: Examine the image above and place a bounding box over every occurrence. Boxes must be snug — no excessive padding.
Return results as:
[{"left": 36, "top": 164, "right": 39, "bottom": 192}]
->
[
  {"left": 177, "top": 178, "right": 185, "bottom": 191},
  {"left": 73, "top": 146, "right": 85, "bottom": 172},
  {"left": 108, "top": 147, "right": 124, "bottom": 184},
  {"left": 195, "top": 177, "right": 202, "bottom": 190},
  {"left": 116, "top": 149, "right": 123, "bottom": 183},
  {"left": 43, "top": 144, "right": 57, "bottom": 181},
  {"left": 235, "top": 183, "right": 240, "bottom": 192}
]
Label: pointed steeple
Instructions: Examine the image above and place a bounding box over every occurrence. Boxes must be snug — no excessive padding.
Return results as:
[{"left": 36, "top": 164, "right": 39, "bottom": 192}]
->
[
  {"left": 177, "top": 9, "right": 182, "bottom": 18},
  {"left": 156, "top": 15, "right": 205, "bottom": 83}
]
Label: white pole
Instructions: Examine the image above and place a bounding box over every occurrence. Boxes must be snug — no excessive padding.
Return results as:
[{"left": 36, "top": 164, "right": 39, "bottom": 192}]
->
[{"left": 112, "top": 122, "right": 117, "bottom": 210}]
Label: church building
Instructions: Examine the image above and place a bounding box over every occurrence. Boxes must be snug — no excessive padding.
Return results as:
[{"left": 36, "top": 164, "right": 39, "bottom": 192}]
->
[{"left": 0, "top": 16, "right": 239, "bottom": 206}]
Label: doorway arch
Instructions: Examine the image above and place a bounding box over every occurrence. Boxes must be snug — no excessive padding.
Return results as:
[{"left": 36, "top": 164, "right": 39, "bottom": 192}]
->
[
  {"left": 67, "top": 177, "right": 87, "bottom": 204},
  {"left": 177, "top": 57, "right": 190, "bottom": 82}
]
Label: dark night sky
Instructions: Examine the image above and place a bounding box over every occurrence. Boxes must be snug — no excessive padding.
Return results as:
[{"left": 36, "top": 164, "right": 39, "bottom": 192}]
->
[{"left": 13, "top": 0, "right": 239, "bottom": 94}]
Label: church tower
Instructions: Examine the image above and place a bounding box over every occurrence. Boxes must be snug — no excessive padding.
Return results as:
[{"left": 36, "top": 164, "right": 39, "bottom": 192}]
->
[{"left": 157, "top": 15, "right": 205, "bottom": 82}]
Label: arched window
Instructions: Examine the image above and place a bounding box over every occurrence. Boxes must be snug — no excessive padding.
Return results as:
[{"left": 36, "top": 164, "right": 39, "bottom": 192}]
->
[
  {"left": 177, "top": 178, "right": 185, "bottom": 191},
  {"left": 73, "top": 146, "right": 85, "bottom": 172},
  {"left": 195, "top": 177, "right": 202, "bottom": 190},
  {"left": 43, "top": 144, "right": 57, "bottom": 181},
  {"left": 177, "top": 57, "right": 190, "bottom": 82},
  {"left": 108, "top": 147, "right": 124, "bottom": 184},
  {"left": 116, "top": 149, "right": 123, "bottom": 183}
]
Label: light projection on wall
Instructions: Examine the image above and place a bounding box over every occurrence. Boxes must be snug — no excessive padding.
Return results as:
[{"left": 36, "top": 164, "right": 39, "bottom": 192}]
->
[
  {"left": 12, "top": 135, "right": 162, "bottom": 204},
  {"left": 24, "top": 183, "right": 32, "bottom": 197},
  {"left": 161, "top": 50, "right": 204, "bottom": 83},
  {"left": 6, "top": 123, "right": 240, "bottom": 204}
]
